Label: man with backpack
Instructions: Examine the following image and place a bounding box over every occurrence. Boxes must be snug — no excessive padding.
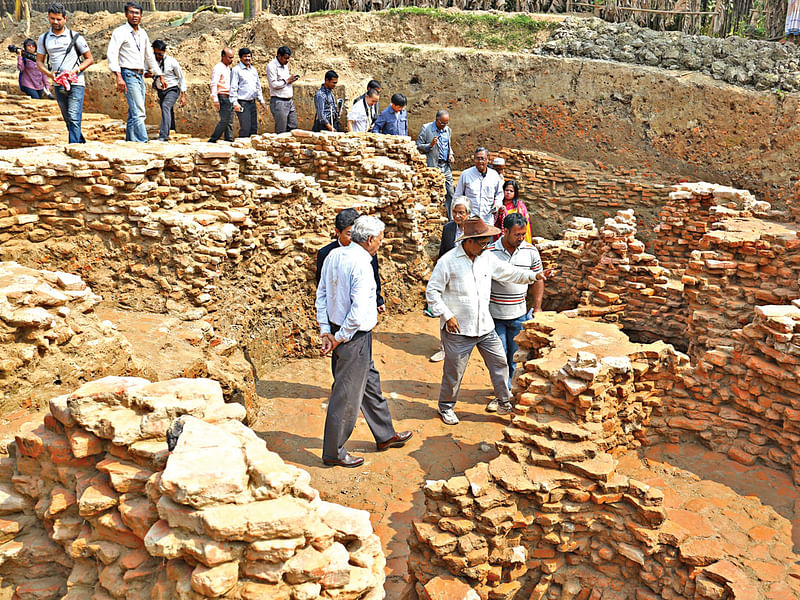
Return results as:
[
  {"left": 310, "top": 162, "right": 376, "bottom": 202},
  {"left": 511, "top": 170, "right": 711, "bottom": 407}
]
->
[{"left": 36, "top": 2, "right": 94, "bottom": 143}]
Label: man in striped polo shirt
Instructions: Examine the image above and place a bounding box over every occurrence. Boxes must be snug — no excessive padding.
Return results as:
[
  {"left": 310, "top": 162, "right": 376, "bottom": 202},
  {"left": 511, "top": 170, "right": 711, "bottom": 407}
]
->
[{"left": 488, "top": 212, "right": 553, "bottom": 407}]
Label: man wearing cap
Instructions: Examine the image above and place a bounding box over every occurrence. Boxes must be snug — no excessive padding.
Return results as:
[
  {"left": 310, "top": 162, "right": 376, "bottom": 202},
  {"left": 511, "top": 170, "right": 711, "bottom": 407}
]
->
[
  {"left": 316, "top": 215, "right": 412, "bottom": 467},
  {"left": 492, "top": 156, "right": 506, "bottom": 180},
  {"left": 454, "top": 147, "right": 504, "bottom": 226},
  {"left": 417, "top": 109, "right": 455, "bottom": 218},
  {"left": 426, "top": 217, "right": 547, "bottom": 425}
]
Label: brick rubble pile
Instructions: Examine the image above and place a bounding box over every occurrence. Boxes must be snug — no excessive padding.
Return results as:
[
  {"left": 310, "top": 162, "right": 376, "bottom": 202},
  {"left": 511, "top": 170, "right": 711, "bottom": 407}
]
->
[
  {"left": 0, "top": 261, "right": 136, "bottom": 412},
  {"left": 0, "top": 376, "right": 386, "bottom": 599},
  {"left": 408, "top": 312, "right": 800, "bottom": 600}
]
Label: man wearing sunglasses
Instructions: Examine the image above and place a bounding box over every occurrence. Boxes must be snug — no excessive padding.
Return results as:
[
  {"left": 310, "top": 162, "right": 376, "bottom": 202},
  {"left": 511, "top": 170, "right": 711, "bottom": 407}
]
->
[{"left": 426, "top": 217, "right": 547, "bottom": 425}]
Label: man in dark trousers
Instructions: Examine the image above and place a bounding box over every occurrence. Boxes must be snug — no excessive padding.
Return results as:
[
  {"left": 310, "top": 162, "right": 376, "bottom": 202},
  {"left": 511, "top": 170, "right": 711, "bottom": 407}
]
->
[
  {"left": 315, "top": 208, "right": 385, "bottom": 313},
  {"left": 313, "top": 70, "right": 340, "bottom": 132},
  {"left": 316, "top": 216, "right": 412, "bottom": 468}
]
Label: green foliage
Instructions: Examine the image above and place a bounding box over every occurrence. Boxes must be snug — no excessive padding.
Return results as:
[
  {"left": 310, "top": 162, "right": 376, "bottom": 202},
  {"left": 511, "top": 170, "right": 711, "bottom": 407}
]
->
[
  {"left": 383, "top": 7, "right": 557, "bottom": 50},
  {"left": 169, "top": 4, "right": 231, "bottom": 26}
]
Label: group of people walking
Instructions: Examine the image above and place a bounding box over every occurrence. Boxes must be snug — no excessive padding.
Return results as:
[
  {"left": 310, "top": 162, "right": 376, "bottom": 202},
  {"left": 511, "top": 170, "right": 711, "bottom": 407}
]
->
[
  {"left": 315, "top": 137, "right": 551, "bottom": 466},
  {"left": 27, "top": 2, "right": 184, "bottom": 143}
]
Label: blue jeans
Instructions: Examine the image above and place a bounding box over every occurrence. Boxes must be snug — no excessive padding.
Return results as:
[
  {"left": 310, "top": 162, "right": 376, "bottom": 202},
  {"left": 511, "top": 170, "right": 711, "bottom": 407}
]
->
[
  {"left": 121, "top": 68, "right": 148, "bottom": 142},
  {"left": 20, "top": 85, "right": 44, "bottom": 99},
  {"left": 53, "top": 84, "right": 85, "bottom": 144},
  {"left": 494, "top": 314, "right": 527, "bottom": 389}
]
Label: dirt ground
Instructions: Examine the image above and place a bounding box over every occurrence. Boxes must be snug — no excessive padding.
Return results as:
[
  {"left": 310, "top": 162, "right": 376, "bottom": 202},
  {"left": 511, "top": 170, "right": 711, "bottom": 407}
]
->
[{"left": 251, "top": 310, "right": 800, "bottom": 598}]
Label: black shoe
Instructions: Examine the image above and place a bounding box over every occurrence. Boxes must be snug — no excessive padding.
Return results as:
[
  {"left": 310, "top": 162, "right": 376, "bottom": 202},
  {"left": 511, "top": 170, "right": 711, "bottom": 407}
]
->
[
  {"left": 376, "top": 431, "right": 413, "bottom": 451},
  {"left": 322, "top": 453, "right": 364, "bottom": 468}
]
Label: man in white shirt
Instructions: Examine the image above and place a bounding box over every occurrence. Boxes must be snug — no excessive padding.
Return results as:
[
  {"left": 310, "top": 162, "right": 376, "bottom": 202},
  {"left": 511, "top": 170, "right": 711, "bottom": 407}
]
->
[
  {"left": 426, "top": 217, "right": 546, "bottom": 425},
  {"left": 208, "top": 47, "right": 234, "bottom": 143},
  {"left": 150, "top": 40, "right": 186, "bottom": 142},
  {"left": 230, "top": 47, "right": 266, "bottom": 138},
  {"left": 489, "top": 213, "right": 554, "bottom": 401},
  {"left": 316, "top": 216, "right": 412, "bottom": 468},
  {"left": 454, "top": 147, "right": 504, "bottom": 226},
  {"left": 265, "top": 46, "right": 299, "bottom": 134},
  {"left": 347, "top": 88, "right": 379, "bottom": 133},
  {"left": 107, "top": 1, "right": 163, "bottom": 142}
]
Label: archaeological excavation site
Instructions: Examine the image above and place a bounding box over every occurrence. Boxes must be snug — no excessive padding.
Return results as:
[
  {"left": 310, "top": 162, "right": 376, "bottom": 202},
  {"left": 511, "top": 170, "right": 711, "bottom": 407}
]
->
[{"left": 2, "top": 5, "right": 800, "bottom": 600}]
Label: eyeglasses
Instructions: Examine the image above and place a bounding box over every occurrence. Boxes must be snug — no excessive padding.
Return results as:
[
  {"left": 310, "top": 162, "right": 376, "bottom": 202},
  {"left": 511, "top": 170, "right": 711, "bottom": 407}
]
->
[{"left": 474, "top": 237, "right": 491, "bottom": 248}]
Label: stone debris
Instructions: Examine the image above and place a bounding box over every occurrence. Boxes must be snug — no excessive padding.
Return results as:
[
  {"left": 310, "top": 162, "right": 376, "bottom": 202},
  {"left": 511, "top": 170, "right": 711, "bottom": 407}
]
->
[
  {"left": 0, "top": 376, "right": 386, "bottom": 599},
  {"left": 0, "top": 133, "right": 442, "bottom": 363},
  {"left": 541, "top": 16, "right": 800, "bottom": 92},
  {"left": 408, "top": 312, "right": 800, "bottom": 599},
  {"left": 0, "top": 261, "right": 136, "bottom": 411}
]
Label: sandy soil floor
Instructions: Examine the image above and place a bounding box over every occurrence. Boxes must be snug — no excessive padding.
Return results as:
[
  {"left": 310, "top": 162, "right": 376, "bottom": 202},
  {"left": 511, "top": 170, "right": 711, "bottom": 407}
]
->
[{"left": 251, "top": 310, "right": 800, "bottom": 597}]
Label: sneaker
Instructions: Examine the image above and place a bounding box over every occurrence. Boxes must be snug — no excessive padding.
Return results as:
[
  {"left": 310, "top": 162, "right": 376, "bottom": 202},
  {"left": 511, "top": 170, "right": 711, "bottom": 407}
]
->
[
  {"left": 429, "top": 349, "right": 445, "bottom": 362},
  {"left": 485, "top": 398, "right": 500, "bottom": 413},
  {"left": 496, "top": 402, "right": 514, "bottom": 416},
  {"left": 438, "top": 408, "right": 459, "bottom": 425}
]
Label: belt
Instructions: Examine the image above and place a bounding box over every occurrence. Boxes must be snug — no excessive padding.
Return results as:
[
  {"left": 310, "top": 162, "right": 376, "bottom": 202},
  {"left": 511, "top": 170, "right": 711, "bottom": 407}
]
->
[
  {"left": 121, "top": 67, "right": 144, "bottom": 74},
  {"left": 217, "top": 93, "right": 229, "bottom": 97},
  {"left": 271, "top": 96, "right": 292, "bottom": 101},
  {"left": 239, "top": 99, "right": 256, "bottom": 103}
]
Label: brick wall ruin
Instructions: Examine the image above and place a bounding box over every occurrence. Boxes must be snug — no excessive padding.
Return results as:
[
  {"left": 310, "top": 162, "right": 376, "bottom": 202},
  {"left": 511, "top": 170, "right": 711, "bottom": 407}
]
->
[
  {"left": 0, "top": 133, "right": 444, "bottom": 368},
  {"left": 497, "top": 147, "right": 673, "bottom": 241},
  {"left": 408, "top": 313, "right": 800, "bottom": 600},
  {"left": 0, "top": 376, "right": 386, "bottom": 600}
]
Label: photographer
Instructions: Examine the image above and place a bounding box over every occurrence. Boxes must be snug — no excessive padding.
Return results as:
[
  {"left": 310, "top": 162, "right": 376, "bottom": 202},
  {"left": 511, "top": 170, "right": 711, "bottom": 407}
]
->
[
  {"left": 13, "top": 39, "right": 50, "bottom": 99},
  {"left": 36, "top": 2, "right": 94, "bottom": 143}
]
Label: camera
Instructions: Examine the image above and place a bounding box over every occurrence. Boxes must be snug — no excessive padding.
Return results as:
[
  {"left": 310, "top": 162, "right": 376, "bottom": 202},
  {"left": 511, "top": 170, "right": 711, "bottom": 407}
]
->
[{"left": 8, "top": 45, "right": 37, "bottom": 62}]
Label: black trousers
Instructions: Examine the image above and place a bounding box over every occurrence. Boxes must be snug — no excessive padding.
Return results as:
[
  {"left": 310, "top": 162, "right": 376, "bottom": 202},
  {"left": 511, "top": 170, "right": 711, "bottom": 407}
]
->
[
  {"left": 236, "top": 100, "right": 258, "bottom": 137},
  {"left": 209, "top": 95, "right": 234, "bottom": 142},
  {"left": 322, "top": 329, "right": 395, "bottom": 461}
]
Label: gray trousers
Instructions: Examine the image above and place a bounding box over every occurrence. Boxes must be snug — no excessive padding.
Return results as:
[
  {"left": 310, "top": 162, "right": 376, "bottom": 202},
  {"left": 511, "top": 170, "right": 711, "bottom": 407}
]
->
[
  {"left": 438, "top": 329, "right": 512, "bottom": 412},
  {"left": 157, "top": 87, "right": 179, "bottom": 141},
  {"left": 270, "top": 97, "right": 298, "bottom": 134},
  {"left": 209, "top": 95, "right": 234, "bottom": 142},
  {"left": 439, "top": 163, "right": 455, "bottom": 220},
  {"left": 323, "top": 329, "right": 395, "bottom": 461},
  {"left": 236, "top": 100, "right": 258, "bottom": 137}
]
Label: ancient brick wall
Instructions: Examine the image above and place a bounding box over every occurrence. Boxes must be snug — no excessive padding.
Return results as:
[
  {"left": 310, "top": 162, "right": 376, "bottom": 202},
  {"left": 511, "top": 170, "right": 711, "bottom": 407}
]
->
[
  {"left": 408, "top": 313, "right": 800, "bottom": 599},
  {"left": 0, "top": 376, "right": 386, "bottom": 599},
  {"left": 0, "top": 133, "right": 444, "bottom": 365},
  {"left": 496, "top": 148, "right": 673, "bottom": 241}
]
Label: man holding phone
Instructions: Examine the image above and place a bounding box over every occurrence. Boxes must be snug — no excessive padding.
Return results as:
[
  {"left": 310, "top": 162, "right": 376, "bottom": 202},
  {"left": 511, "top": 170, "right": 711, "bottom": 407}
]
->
[{"left": 265, "top": 46, "right": 299, "bottom": 134}]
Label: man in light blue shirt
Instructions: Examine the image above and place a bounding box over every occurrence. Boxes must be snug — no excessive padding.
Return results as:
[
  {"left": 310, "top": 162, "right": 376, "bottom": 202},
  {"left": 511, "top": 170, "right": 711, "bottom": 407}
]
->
[
  {"left": 417, "top": 109, "right": 455, "bottom": 217},
  {"left": 230, "top": 47, "right": 265, "bottom": 137},
  {"left": 316, "top": 216, "right": 411, "bottom": 468},
  {"left": 454, "top": 147, "right": 504, "bottom": 226}
]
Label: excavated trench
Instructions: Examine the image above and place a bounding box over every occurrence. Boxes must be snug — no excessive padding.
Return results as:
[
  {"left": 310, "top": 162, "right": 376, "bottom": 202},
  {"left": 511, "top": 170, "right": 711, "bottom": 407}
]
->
[{"left": 1, "top": 8, "right": 800, "bottom": 600}]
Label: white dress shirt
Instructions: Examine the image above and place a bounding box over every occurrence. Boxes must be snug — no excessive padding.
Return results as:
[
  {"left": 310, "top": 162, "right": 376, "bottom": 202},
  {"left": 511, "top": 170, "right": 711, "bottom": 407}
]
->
[
  {"left": 454, "top": 166, "right": 504, "bottom": 226},
  {"left": 426, "top": 244, "right": 540, "bottom": 337},
  {"left": 107, "top": 23, "right": 161, "bottom": 75},
  {"left": 230, "top": 63, "right": 265, "bottom": 107},
  {"left": 316, "top": 243, "right": 378, "bottom": 343},
  {"left": 347, "top": 99, "right": 369, "bottom": 132},
  {"left": 157, "top": 55, "right": 186, "bottom": 91},
  {"left": 265, "top": 57, "right": 293, "bottom": 99},
  {"left": 210, "top": 61, "right": 230, "bottom": 100}
]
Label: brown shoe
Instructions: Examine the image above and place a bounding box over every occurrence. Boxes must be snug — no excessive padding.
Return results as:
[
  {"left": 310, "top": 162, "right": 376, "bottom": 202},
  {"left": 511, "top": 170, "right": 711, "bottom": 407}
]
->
[
  {"left": 322, "top": 453, "right": 364, "bottom": 468},
  {"left": 376, "top": 431, "right": 413, "bottom": 451}
]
